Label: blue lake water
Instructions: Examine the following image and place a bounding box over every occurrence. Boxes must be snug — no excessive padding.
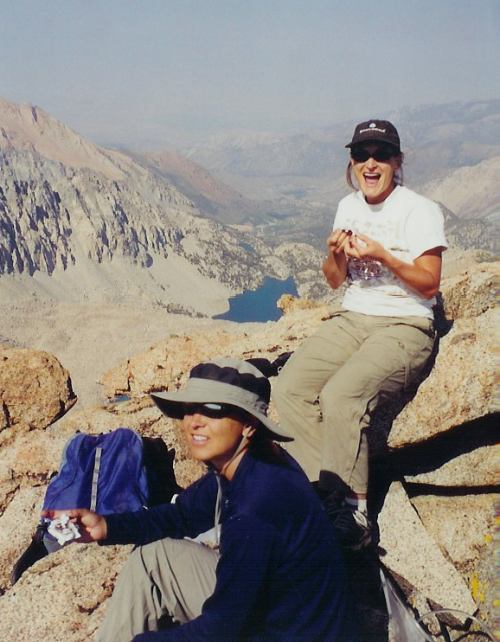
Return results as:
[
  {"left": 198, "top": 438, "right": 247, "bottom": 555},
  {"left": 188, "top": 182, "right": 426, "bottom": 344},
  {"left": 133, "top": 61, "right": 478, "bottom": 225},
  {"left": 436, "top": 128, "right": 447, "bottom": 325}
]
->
[{"left": 214, "top": 276, "right": 298, "bottom": 323}]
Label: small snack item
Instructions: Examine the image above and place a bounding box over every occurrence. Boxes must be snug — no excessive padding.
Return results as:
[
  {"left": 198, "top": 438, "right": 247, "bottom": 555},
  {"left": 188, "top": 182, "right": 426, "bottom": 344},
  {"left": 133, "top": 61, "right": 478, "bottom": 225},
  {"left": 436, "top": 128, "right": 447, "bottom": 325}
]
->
[
  {"left": 354, "top": 234, "right": 367, "bottom": 248},
  {"left": 47, "top": 514, "right": 81, "bottom": 546}
]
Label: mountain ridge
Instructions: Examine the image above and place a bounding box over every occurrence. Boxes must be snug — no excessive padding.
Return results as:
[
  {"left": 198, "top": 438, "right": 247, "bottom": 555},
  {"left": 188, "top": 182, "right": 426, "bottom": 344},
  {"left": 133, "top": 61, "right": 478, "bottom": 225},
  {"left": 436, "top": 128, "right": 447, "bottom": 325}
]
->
[
  {"left": 181, "top": 99, "right": 500, "bottom": 209},
  {"left": 0, "top": 97, "right": 134, "bottom": 181},
  {"left": 0, "top": 96, "right": 325, "bottom": 316},
  {"left": 176, "top": 99, "right": 499, "bottom": 250}
]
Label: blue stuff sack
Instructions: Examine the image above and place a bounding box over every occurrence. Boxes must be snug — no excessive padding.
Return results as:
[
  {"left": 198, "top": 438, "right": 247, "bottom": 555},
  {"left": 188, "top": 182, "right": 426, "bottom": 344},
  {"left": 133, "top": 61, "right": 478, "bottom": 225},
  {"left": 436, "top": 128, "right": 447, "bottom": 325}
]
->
[
  {"left": 11, "top": 427, "right": 182, "bottom": 582},
  {"left": 43, "top": 428, "right": 149, "bottom": 515}
]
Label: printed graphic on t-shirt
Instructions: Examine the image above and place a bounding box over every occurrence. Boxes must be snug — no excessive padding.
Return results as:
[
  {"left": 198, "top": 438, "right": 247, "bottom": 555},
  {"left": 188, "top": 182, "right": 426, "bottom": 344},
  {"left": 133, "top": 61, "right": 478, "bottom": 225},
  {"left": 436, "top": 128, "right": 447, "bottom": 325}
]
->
[
  {"left": 348, "top": 257, "right": 383, "bottom": 281},
  {"left": 341, "top": 216, "right": 403, "bottom": 287}
]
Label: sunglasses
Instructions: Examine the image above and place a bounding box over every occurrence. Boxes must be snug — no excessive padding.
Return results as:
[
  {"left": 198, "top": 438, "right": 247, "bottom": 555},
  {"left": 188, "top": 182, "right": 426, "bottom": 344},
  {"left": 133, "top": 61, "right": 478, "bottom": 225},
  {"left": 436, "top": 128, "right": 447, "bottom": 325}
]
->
[
  {"left": 182, "top": 402, "right": 242, "bottom": 420},
  {"left": 350, "top": 145, "right": 398, "bottom": 163}
]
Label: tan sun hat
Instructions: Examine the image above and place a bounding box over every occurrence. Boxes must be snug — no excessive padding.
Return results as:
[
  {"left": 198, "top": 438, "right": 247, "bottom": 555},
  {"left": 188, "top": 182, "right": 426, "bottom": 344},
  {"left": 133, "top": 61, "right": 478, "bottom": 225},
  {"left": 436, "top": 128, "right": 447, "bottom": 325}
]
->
[{"left": 151, "top": 357, "right": 293, "bottom": 442}]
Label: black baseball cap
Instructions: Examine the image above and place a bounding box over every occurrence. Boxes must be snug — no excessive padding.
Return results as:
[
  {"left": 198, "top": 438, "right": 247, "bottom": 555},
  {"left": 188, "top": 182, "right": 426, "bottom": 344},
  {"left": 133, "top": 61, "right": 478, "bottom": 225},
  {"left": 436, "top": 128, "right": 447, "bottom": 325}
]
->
[{"left": 346, "top": 120, "right": 400, "bottom": 150}]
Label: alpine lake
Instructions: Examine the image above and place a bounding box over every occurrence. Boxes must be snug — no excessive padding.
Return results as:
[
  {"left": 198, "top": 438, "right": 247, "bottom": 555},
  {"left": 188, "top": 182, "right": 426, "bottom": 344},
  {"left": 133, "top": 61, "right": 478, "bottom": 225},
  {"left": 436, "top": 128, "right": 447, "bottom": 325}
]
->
[{"left": 214, "top": 276, "right": 298, "bottom": 323}]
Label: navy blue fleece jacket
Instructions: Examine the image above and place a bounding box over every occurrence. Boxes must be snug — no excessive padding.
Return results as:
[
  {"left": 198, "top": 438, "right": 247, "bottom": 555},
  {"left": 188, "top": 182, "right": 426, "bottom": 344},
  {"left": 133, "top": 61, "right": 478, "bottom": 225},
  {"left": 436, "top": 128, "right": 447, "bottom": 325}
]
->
[{"left": 104, "top": 447, "right": 355, "bottom": 641}]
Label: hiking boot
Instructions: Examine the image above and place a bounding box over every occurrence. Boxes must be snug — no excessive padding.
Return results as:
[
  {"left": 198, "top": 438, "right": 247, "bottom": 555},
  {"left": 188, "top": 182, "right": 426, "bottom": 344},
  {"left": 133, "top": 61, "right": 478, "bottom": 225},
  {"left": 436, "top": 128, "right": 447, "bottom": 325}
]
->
[
  {"left": 328, "top": 506, "right": 373, "bottom": 551},
  {"left": 319, "top": 487, "right": 344, "bottom": 512}
]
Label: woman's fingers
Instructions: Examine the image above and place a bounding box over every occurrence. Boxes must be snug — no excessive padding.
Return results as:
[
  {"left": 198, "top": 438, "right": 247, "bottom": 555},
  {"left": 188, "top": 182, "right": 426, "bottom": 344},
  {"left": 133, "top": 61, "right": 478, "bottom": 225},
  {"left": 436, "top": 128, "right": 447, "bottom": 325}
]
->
[
  {"left": 40, "top": 508, "right": 107, "bottom": 542},
  {"left": 41, "top": 508, "right": 75, "bottom": 520},
  {"left": 327, "top": 229, "right": 351, "bottom": 254}
]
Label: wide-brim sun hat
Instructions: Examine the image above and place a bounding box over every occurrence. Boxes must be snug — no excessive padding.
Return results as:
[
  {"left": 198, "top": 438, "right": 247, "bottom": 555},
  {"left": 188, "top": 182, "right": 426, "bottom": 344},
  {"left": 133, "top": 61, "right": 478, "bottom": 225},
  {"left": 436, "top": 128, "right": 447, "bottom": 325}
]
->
[
  {"left": 346, "top": 119, "right": 400, "bottom": 150},
  {"left": 151, "top": 357, "right": 293, "bottom": 442}
]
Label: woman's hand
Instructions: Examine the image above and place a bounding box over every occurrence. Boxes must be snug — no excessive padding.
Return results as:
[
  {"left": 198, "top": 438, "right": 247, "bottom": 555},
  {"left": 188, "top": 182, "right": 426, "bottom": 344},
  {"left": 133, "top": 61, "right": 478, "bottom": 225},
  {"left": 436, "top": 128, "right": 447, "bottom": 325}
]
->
[
  {"left": 343, "top": 232, "right": 443, "bottom": 299},
  {"left": 326, "top": 229, "right": 352, "bottom": 255},
  {"left": 42, "top": 508, "right": 108, "bottom": 542},
  {"left": 323, "top": 229, "right": 349, "bottom": 289},
  {"left": 344, "top": 232, "right": 387, "bottom": 262}
]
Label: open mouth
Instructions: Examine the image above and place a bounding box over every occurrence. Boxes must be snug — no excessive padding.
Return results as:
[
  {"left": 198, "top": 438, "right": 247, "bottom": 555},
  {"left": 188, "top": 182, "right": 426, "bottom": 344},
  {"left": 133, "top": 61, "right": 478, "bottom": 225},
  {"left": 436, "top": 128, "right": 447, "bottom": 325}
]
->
[{"left": 363, "top": 172, "right": 380, "bottom": 186}]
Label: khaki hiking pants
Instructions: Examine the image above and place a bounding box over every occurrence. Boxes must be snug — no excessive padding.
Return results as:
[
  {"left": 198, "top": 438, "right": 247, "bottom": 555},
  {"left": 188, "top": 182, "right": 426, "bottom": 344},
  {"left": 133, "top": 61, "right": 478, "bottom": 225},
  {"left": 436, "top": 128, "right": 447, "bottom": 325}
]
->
[
  {"left": 96, "top": 538, "right": 218, "bottom": 642},
  {"left": 272, "top": 310, "right": 435, "bottom": 495}
]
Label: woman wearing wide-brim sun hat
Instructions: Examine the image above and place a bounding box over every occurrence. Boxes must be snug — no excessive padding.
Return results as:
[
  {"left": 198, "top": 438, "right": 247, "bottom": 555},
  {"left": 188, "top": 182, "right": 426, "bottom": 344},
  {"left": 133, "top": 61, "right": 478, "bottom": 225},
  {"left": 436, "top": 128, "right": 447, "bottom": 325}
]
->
[
  {"left": 273, "top": 119, "right": 448, "bottom": 550},
  {"left": 151, "top": 357, "right": 293, "bottom": 445},
  {"left": 60, "top": 358, "right": 357, "bottom": 642}
]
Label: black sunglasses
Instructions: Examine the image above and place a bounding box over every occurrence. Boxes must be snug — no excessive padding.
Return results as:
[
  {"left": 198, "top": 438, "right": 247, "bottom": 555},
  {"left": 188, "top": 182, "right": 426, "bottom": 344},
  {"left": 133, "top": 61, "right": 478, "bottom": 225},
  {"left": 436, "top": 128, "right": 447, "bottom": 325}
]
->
[
  {"left": 350, "top": 145, "right": 398, "bottom": 163},
  {"left": 182, "top": 402, "right": 243, "bottom": 420}
]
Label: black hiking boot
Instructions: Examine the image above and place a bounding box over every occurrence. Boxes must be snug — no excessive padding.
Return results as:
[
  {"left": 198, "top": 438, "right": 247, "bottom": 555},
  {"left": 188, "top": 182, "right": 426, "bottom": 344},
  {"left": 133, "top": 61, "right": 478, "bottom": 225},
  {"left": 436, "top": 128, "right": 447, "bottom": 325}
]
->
[{"left": 327, "top": 505, "right": 373, "bottom": 551}]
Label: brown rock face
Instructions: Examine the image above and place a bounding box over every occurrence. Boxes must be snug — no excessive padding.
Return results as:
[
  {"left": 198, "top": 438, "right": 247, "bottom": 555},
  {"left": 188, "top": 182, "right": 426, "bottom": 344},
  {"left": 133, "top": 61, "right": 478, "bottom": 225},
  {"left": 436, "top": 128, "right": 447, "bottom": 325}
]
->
[
  {"left": 387, "top": 309, "right": 496, "bottom": 449},
  {"left": 378, "top": 482, "right": 477, "bottom": 614},
  {"left": 0, "top": 347, "right": 76, "bottom": 432},
  {"left": 277, "top": 293, "right": 325, "bottom": 314},
  {"left": 440, "top": 264, "right": 497, "bottom": 319},
  {"left": 0, "top": 544, "right": 131, "bottom": 642},
  {"left": 100, "top": 304, "right": 331, "bottom": 400},
  {"left": 0, "top": 263, "right": 497, "bottom": 641}
]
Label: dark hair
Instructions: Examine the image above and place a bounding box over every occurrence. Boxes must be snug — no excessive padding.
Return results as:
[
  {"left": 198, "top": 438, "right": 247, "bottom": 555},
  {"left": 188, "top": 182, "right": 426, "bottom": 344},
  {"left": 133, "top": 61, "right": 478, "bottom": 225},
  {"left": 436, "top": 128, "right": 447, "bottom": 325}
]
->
[
  {"left": 245, "top": 413, "right": 275, "bottom": 443},
  {"left": 345, "top": 151, "right": 405, "bottom": 191},
  {"left": 249, "top": 433, "right": 289, "bottom": 465}
]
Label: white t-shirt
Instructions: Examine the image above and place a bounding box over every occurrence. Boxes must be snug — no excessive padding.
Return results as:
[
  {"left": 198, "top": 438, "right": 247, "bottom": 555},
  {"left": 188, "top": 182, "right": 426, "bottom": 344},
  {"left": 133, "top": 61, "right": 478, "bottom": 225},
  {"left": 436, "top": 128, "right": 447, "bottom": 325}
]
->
[{"left": 333, "top": 185, "right": 447, "bottom": 318}]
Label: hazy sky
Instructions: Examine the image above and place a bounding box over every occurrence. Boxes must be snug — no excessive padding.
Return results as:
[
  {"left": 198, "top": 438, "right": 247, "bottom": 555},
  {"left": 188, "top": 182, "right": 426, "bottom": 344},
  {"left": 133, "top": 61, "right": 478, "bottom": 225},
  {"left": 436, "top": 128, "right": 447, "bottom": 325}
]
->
[{"left": 1, "top": 0, "right": 498, "bottom": 147}]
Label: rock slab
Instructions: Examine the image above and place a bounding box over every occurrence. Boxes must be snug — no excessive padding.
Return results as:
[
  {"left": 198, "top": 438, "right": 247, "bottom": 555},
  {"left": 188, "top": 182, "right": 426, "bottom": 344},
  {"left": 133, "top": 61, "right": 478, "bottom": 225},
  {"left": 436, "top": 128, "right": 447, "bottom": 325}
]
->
[
  {"left": 0, "top": 347, "right": 76, "bottom": 432},
  {"left": 378, "top": 482, "right": 477, "bottom": 614}
]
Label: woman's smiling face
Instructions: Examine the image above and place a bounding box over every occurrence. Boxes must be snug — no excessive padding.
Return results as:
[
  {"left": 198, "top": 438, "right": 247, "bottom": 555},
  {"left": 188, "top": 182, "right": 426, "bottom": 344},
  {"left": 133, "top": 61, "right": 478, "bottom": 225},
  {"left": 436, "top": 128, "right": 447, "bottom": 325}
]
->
[
  {"left": 181, "top": 404, "right": 248, "bottom": 472},
  {"left": 350, "top": 143, "right": 401, "bottom": 204}
]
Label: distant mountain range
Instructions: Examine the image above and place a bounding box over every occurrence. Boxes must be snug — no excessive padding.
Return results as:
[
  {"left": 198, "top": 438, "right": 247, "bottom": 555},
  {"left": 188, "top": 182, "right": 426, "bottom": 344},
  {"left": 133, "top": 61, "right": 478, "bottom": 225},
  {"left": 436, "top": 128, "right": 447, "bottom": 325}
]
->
[
  {"left": 180, "top": 99, "right": 499, "bottom": 248},
  {"left": 0, "top": 96, "right": 496, "bottom": 318},
  {"left": 0, "top": 97, "right": 328, "bottom": 315},
  {"left": 182, "top": 99, "right": 500, "bottom": 190},
  {"left": 122, "top": 148, "right": 272, "bottom": 226}
]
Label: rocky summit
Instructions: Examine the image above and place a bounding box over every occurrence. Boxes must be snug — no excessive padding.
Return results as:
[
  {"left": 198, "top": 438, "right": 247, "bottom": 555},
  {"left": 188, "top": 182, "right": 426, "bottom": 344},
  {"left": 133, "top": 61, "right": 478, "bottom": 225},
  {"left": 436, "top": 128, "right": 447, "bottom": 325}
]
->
[{"left": 0, "top": 261, "right": 497, "bottom": 641}]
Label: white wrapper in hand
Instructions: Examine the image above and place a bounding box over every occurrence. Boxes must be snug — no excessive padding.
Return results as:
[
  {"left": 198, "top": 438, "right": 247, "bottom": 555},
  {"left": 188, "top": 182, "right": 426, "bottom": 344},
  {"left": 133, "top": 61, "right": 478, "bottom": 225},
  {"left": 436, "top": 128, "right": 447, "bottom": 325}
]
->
[{"left": 47, "top": 514, "right": 81, "bottom": 546}]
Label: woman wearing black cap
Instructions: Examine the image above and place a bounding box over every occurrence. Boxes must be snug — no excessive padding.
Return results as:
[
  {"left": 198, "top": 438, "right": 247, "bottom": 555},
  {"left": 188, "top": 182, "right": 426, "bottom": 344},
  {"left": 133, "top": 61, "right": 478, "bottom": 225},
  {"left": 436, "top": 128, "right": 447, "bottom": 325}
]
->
[{"left": 274, "top": 119, "right": 447, "bottom": 550}]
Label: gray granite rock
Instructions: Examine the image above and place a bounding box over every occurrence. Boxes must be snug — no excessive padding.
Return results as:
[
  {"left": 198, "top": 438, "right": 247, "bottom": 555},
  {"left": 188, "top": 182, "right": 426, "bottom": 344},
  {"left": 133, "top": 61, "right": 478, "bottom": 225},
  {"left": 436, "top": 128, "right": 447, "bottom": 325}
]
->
[
  {"left": 0, "top": 543, "right": 130, "bottom": 642},
  {"left": 440, "top": 264, "right": 497, "bottom": 320},
  {"left": 388, "top": 310, "right": 496, "bottom": 449},
  {"left": 411, "top": 493, "right": 497, "bottom": 568},
  {"left": 378, "top": 482, "right": 477, "bottom": 614},
  {"left": 405, "top": 443, "right": 498, "bottom": 487}
]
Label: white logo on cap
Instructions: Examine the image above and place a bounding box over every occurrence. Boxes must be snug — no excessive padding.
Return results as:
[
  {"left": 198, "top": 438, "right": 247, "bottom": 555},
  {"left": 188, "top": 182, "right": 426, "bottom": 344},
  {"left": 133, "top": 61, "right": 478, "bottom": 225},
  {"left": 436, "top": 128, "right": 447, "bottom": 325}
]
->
[{"left": 359, "top": 127, "right": 386, "bottom": 134}]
